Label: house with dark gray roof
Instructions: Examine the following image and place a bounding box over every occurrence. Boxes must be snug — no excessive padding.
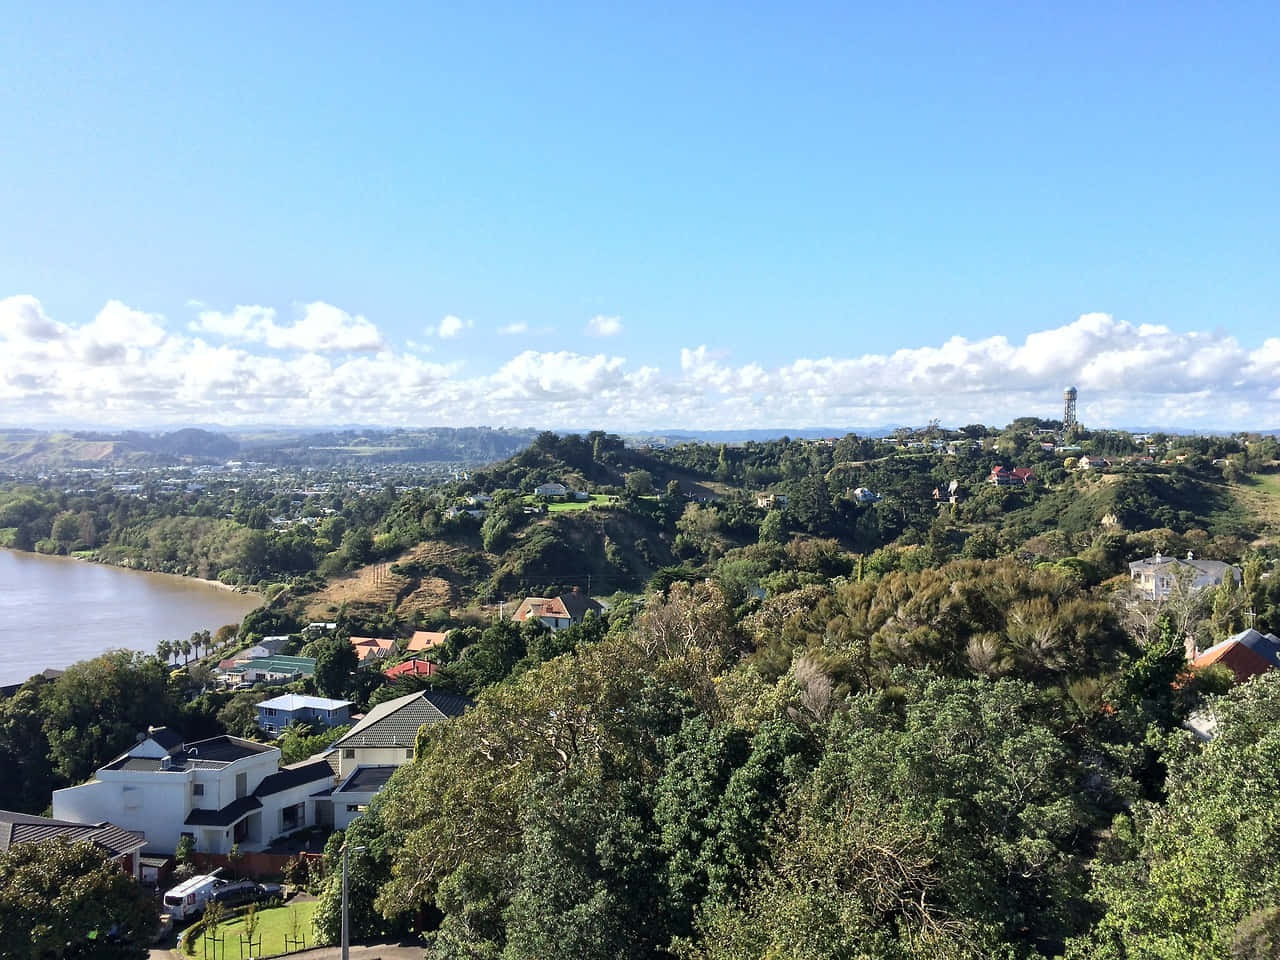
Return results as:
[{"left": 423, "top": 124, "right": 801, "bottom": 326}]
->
[
  {"left": 51, "top": 726, "right": 335, "bottom": 857},
  {"left": 324, "top": 689, "right": 471, "bottom": 828},
  {"left": 0, "top": 809, "right": 146, "bottom": 879}
]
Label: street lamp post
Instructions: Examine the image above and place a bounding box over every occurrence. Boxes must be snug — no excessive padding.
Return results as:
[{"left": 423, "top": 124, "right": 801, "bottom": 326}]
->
[{"left": 341, "top": 843, "right": 366, "bottom": 960}]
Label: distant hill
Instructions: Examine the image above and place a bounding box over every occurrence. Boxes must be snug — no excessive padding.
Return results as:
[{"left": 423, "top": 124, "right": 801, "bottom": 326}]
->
[
  {"left": 0, "top": 428, "right": 240, "bottom": 469},
  {"left": 0, "top": 426, "right": 539, "bottom": 471}
]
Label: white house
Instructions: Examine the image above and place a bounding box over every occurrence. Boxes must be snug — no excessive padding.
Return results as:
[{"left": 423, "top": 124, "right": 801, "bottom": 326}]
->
[
  {"left": 245, "top": 635, "right": 291, "bottom": 659},
  {"left": 755, "top": 493, "right": 789, "bottom": 509},
  {"left": 325, "top": 690, "right": 471, "bottom": 829},
  {"left": 534, "top": 482, "right": 568, "bottom": 497},
  {"left": 510, "top": 589, "right": 603, "bottom": 632},
  {"left": 1128, "top": 553, "right": 1242, "bottom": 601},
  {"left": 51, "top": 726, "right": 334, "bottom": 856},
  {"left": 852, "top": 487, "right": 881, "bottom": 504}
]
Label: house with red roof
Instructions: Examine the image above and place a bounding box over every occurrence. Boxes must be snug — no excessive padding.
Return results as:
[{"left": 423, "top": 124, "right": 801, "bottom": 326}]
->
[
  {"left": 1193, "top": 628, "right": 1280, "bottom": 683},
  {"left": 383, "top": 658, "right": 439, "bottom": 680},
  {"left": 988, "top": 466, "right": 1034, "bottom": 487}
]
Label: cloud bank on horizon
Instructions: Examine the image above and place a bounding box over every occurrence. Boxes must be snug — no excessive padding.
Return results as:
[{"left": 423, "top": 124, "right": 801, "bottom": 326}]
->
[{"left": 2, "top": 295, "right": 1278, "bottom": 431}]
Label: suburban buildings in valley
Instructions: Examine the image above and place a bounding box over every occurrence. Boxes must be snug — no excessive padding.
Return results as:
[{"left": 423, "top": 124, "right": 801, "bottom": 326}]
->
[
  {"left": 510, "top": 588, "right": 603, "bottom": 632},
  {"left": 255, "top": 694, "right": 353, "bottom": 736},
  {"left": 326, "top": 690, "right": 471, "bottom": 829},
  {"left": 1128, "top": 553, "right": 1242, "bottom": 601},
  {"left": 51, "top": 726, "right": 333, "bottom": 856},
  {"left": 0, "top": 809, "right": 147, "bottom": 879}
]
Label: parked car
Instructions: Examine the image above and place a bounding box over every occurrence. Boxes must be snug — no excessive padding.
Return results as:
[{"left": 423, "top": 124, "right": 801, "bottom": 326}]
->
[{"left": 208, "top": 880, "right": 282, "bottom": 909}]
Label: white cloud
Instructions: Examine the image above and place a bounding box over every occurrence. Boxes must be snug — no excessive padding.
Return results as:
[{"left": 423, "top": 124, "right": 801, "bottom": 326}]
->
[
  {"left": 191, "top": 302, "right": 384, "bottom": 352},
  {"left": 0, "top": 295, "right": 64, "bottom": 341},
  {"left": 498, "top": 321, "right": 528, "bottom": 335},
  {"left": 4, "top": 300, "right": 1280, "bottom": 431},
  {"left": 434, "top": 315, "right": 473, "bottom": 339},
  {"left": 586, "top": 314, "right": 623, "bottom": 337}
]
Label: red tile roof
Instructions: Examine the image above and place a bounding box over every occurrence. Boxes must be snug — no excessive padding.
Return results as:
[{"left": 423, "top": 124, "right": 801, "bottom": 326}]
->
[{"left": 383, "top": 658, "right": 438, "bottom": 679}]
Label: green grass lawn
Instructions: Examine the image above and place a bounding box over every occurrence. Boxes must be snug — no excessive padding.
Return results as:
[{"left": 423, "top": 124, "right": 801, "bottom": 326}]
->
[
  {"left": 520, "top": 493, "right": 615, "bottom": 512},
  {"left": 190, "top": 899, "right": 319, "bottom": 958}
]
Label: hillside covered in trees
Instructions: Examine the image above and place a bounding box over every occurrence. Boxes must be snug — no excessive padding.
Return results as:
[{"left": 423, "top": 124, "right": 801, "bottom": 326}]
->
[{"left": 4, "top": 422, "right": 1280, "bottom": 958}]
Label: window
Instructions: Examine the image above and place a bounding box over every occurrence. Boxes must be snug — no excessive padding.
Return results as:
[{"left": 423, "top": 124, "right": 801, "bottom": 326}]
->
[
  {"left": 404, "top": 748, "right": 414, "bottom": 759},
  {"left": 343, "top": 749, "right": 355, "bottom": 759},
  {"left": 192, "top": 783, "right": 204, "bottom": 797}
]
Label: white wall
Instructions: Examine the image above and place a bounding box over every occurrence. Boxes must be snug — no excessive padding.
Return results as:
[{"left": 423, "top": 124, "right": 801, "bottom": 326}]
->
[
  {"left": 53, "top": 774, "right": 191, "bottom": 855},
  {"left": 337, "top": 746, "right": 415, "bottom": 778}
]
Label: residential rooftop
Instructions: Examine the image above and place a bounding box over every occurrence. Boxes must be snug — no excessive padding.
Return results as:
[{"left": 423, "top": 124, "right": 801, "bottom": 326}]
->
[{"left": 256, "top": 694, "right": 353, "bottom": 712}]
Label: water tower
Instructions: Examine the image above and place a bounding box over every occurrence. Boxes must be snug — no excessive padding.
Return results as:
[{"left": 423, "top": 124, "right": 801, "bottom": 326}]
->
[{"left": 1063, "top": 386, "right": 1078, "bottom": 430}]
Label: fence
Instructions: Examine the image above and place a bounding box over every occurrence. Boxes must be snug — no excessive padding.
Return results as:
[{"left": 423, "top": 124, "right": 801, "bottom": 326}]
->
[{"left": 192, "top": 850, "right": 324, "bottom": 881}]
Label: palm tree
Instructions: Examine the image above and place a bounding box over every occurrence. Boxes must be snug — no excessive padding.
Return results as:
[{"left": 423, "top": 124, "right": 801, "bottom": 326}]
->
[
  {"left": 181, "top": 638, "right": 193, "bottom": 668},
  {"left": 155, "top": 639, "right": 172, "bottom": 665}
]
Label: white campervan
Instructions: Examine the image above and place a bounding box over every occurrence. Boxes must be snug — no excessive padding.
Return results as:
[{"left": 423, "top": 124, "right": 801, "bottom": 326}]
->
[{"left": 162, "top": 873, "right": 226, "bottom": 921}]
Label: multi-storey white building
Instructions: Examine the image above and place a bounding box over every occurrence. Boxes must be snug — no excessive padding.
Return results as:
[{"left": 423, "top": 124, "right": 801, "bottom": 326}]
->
[{"left": 51, "top": 726, "right": 334, "bottom": 856}]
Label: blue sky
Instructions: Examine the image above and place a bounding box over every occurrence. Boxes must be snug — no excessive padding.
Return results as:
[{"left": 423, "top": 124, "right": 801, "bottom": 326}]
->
[{"left": 1, "top": 2, "right": 1278, "bottom": 429}]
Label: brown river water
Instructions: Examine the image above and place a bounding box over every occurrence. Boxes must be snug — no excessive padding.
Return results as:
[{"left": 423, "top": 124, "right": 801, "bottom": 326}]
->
[{"left": 0, "top": 548, "right": 262, "bottom": 686}]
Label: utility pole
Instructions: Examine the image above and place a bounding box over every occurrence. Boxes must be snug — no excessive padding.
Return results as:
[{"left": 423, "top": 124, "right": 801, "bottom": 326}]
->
[{"left": 341, "top": 842, "right": 366, "bottom": 960}]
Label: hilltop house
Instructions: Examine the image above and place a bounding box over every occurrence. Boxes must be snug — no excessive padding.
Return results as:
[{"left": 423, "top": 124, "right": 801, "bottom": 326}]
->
[
  {"left": 1128, "top": 553, "right": 1242, "bottom": 601},
  {"left": 51, "top": 727, "right": 334, "bottom": 856},
  {"left": 534, "top": 482, "right": 568, "bottom": 497},
  {"left": 755, "top": 493, "right": 789, "bottom": 509},
  {"left": 326, "top": 690, "right": 471, "bottom": 829},
  {"left": 1077, "top": 455, "right": 1111, "bottom": 471},
  {"left": 0, "top": 810, "right": 146, "bottom": 879},
  {"left": 255, "top": 694, "right": 353, "bottom": 736},
  {"left": 851, "top": 487, "right": 881, "bottom": 504},
  {"left": 511, "top": 589, "right": 603, "bottom": 632},
  {"left": 988, "top": 466, "right": 1034, "bottom": 486}
]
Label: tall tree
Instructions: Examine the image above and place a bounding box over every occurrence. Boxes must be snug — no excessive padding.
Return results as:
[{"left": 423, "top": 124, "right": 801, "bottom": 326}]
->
[{"left": 0, "top": 838, "right": 158, "bottom": 959}]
